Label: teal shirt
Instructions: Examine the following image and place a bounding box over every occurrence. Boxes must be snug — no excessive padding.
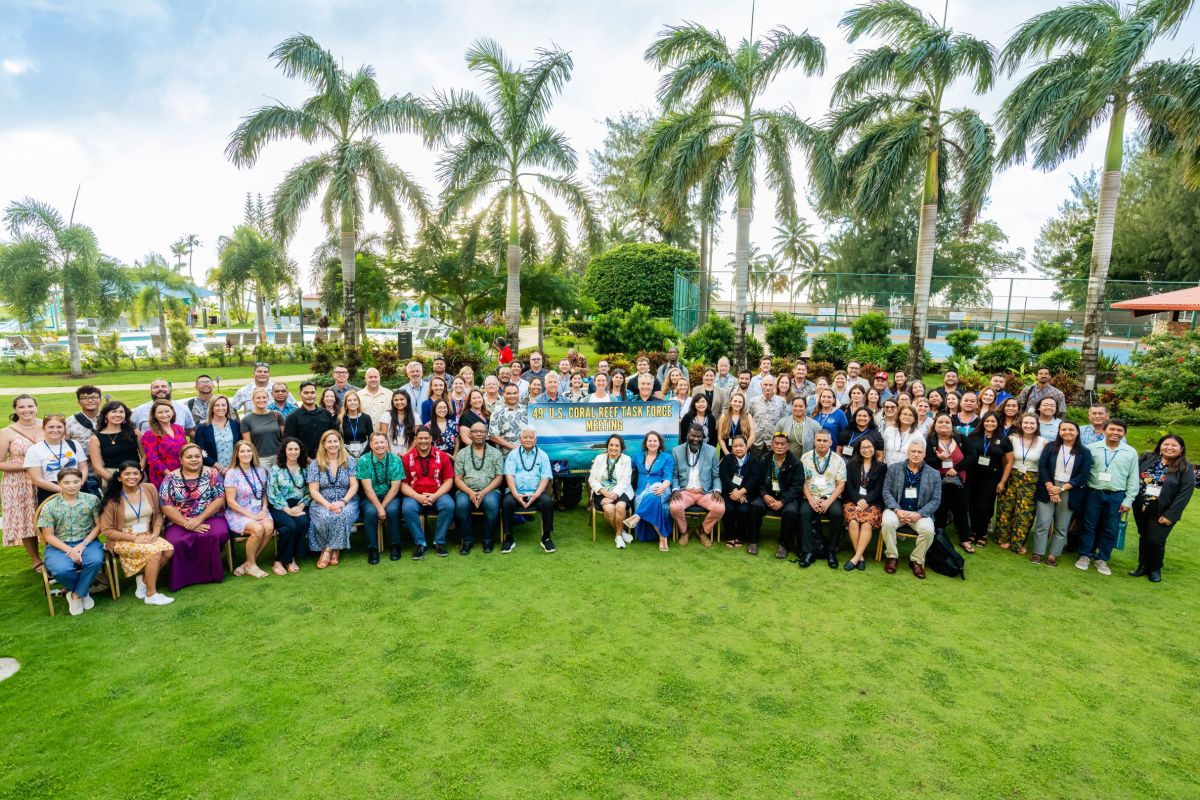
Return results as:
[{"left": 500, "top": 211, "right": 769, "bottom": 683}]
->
[
  {"left": 356, "top": 451, "right": 405, "bottom": 489},
  {"left": 37, "top": 493, "right": 99, "bottom": 544},
  {"left": 1086, "top": 440, "right": 1140, "bottom": 506}
]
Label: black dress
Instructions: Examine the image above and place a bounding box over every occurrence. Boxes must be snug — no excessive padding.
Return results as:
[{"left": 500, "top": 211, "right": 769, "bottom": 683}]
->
[{"left": 96, "top": 430, "right": 141, "bottom": 472}]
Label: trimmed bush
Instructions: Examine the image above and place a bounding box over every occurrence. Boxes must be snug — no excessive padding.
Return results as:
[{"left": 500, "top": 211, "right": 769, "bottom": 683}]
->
[
  {"left": 850, "top": 312, "right": 891, "bottom": 348},
  {"left": 619, "top": 304, "right": 672, "bottom": 354},
  {"left": 764, "top": 313, "right": 808, "bottom": 358},
  {"left": 945, "top": 328, "right": 979, "bottom": 361},
  {"left": 1037, "top": 347, "right": 1081, "bottom": 376},
  {"left": 1030, "top": 322, "right": 1070, "bottom": 357},
  {"left": 683, "top": 315, "right": 735, "bottom": 365},
  {"left": 583, "top": 242, "right": 695, "bottom": 316},
  {"left": 974, "top": 338, "right": 1028, "bottom": 374},
  {"left": 849, "top": 343, "right": 890, "bottom": 371},
  {"left": 811, "top": 332, "right": 851, "bottom": 368},
  {"left": 591, "top": 312, "right": 625, "bottom": 355},
  {"left": 807, "top": 360, "right": 835, "bottom": 380}
]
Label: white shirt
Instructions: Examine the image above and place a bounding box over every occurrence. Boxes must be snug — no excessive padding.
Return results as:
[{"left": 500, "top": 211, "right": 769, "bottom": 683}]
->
[
  {"left": 131, "top": 399, "right": 196, "bottom": 433},
  {"left": 1053, "top": 446, "right": 1077, "bottom": 483},
  {"left": 1010, "top": 435, "right": 1047, "bottom": 473},
  {"left": 23, "top": 438, "right": 82, "bottom": 483},
  {"left": 883, "top": 428, "right": 925, "bottom": 465}
]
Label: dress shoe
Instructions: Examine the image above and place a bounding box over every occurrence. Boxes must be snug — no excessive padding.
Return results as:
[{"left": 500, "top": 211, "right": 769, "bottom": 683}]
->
[
  {"left": 884, "top": 558, "right": 898, "bottom": 574},
  {"left": 679, "top": 531, "right": 690, "bottom": 546},
  {"left": 1128, "top": 565, "right": 1146, "bottom": 577},
  {"left": 827, "top": 555, "right": 839, "bottom": 569},
  {"left": 482, "top": 541, "right": 494, "bottom": 554},
  {"left": 856, "top": 560, "right": 866, "bottom": 571},
  {"left": 389, "top": 545, "right": 402, "bottom": 561},
  {"left": 843, "top": 559, "right": 857, "bottom": 572},
  {"left": 910, "top": 561, "right": 926, "bottom": 580},
  {"left": 367, "top": 547, "right": 380, "bottom": 565},
  {"left": 699, "top": 531, "right": 713, "bottom": 548},
  {"left": 459, "top": 541, "right": 474, "bottom": 556},
  {"left": 1148, "top": 570, "right": 1162, "bottom": 583},
  {"left": 746, "top": 543, "right": 758, "bottom": 555},
  {"left": 798, "top": 553, "right": 815, "bottom": 568}
]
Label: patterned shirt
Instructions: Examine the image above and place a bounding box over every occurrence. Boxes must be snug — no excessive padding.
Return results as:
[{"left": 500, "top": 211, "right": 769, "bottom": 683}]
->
[
  {"left": 37, "top": 492, "right": 99, "bottom": 543},
  {"left": 746, "top": 395, "right": 788, "bottom": 448},
  {"left": 267, "top": 464, "right": 311, "bottom": 508},
  {"left": 159, "top": 468, "right": 225, "bottom": 518},
  {"left": 267, "top": 398, "right": 299, "bottom": 419},
  {"left": 455, "top": 444, "right": 504, "bottom": 492},
  {"left": 356, "top": 451, "right": 405, "bottom": 490},
  {"left": 64, "top": 413, "right": 99, "bottom": 464},
  {"left": 225, "top": 466, "right": 268, "bottom": 513},
  {"left": 488, "top": 403, "right": 528, "bottom": 446},
  {"left": 801, "top": 450, "right": 847, "bottom": 499},
  {"left": 142, "top": 424, "right": 188, "bottom": 487}
]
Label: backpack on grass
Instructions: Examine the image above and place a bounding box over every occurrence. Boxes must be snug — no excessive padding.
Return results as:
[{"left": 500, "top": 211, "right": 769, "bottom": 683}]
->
[{"left": 926, "top": 529, "right": 966, "bottom": 579}]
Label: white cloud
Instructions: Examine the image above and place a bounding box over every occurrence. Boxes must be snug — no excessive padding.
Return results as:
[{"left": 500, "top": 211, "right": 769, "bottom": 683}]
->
[{"left": 2, "top": 58, "right": 34, "bottom": 75}]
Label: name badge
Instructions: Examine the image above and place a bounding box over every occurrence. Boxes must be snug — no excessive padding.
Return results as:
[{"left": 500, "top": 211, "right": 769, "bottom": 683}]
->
[
  {"left": 941, "top": 460, "right": 953, "bottom": 469},
  {"left": 977, "top": 456, "right": 990, "bottom": 467},
  {"left": 771, "top": 480, "right": 780, "bottom": 493},
  {"left": 858, "top": 486, "right": 867, "bottom": 496},
  {"left": 1098, "top": 471, "right": 1112, "bottom": 482},
  {"left": 904, "top": 487, "right": 918, "bottom": 499},
  {"left": 1145, "top": 485, "right": 1162, "bottom": 498},
  {"left": 131, "top": 522, "right": 149, "bottom": 534},
  {"left": 842, "top": 445, "right": 854, "bottom": 456},
  {"left": 732, "top": 475, "right": 743, "bottom": 487}
]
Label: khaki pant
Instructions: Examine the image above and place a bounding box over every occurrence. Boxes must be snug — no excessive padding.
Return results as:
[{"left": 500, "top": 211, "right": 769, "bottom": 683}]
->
[{"left": 881, "top": 510, "right": 935, "bottom": 564}]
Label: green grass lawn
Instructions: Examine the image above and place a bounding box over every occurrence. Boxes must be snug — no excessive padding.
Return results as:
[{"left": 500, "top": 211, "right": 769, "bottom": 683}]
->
[{"left": 2, "top": 469, "right": 1199, "bottom": 798}]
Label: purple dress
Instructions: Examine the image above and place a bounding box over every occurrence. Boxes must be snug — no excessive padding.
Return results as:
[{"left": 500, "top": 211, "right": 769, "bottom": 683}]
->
[{"left": 159, "top": 468, "right": 229, "bottom": 591}]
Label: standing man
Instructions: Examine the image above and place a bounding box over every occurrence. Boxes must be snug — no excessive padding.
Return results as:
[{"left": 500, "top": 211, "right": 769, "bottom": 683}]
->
[
  {"left": 754, "top": 431, "right": 802, "bottom": 560},
  {"left": 691, "top": 367, "right": 730, "bottom": 418},
  {"left": 132, "top": 379, "right": 196, "bottom": 434},
  {"left": 493, "top": 336, "right": 513, "bottom": 365},
  {"left": 792, "top": 362, "right": 816, "bottom": 402},
  {"left": 1017, "top": 368, "right": 1066, "bottom": 419},
  {"left": 535, "top": 372, "right": 568, "bottom": 404},
  {"left": 329, "top": 364, "right": 359, "bottom": 403},
  {"left": 656, "top": 346, "right": 690, "bottom": 386},
  {"left": 714, "top": 356, "right": 736, "bottom": 391},
  {"left": 524, "top": 352, "right": 549, "bottom": 383},
  {"left": 736, "top": 369, "right": 752, "bottom": 395},
  {"left": 880, "top": 440, "right": 941, "bottom": 579},
  {"left": 798, "top": 430, "right": 847, "bottom": 569},
  {"left": 747, "top": 357, "right": 775, "bottom": 398},
  {"left": 283, "top": 381, "right": 336, "bottom": 457},
  {"left": 1076, "top": 419, "right": 1139, "bottom": 576},
  {"left": 845, "top": 361, "right": 869, "bottom": 392},
  {"left": 186, "top": 375, "right": 218, "bottom": 422},
  {"left": 453, "top": 422, "right": 505, "bottom": 554},
  {"left": 488, "top": 384, "right": 527, "bottom": 452},
  {"left": 989, "top": 374, "right": 1012, "bottom": 407},
  {"left": 400, "top": 361, "right": 429, "bottom": 411},
  {"left": 267, "top": 382, "right": 298, "bottom": 418},
  {"left": 400, "top": 427, "right": 455, "bottom": 560},
  {"left": 66, "top": 385, "right": 102, "bottom": 495},
  {"left": 1080, "top": 403, "right": 1111, "bottom": 447},
  {"left": 747, "top": 376, "right": 788, "bottom": 458},
  {"left": 356, "top": 367, "right": 393, "bottom": 430},
  {"left": 871, "top": 371, "right": 893, "bottom": 402},
  {"left": 632, "top": 357, "right": 661, "bottom": 394},
  {"left": 668, "top": 424, "right": 725, "bottom": 547},
  {"left": 430, "top": 355, "right": 450, "bottom": 386},
  {"left": 502, "top": 427, "right": 557, "bottom": 553},
  {"left": 233, "top": 362, "right": 293, "bottom": 414},
  {"left": 939, "top": 370, "right": 962, "bottom": 398}
]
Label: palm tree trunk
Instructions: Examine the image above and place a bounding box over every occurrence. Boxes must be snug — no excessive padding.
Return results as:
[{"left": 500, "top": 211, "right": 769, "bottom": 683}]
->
[
  {"left": 698, "top": 217, "right": 710, "bottom": 329},
  {"left": 907, "top": 147, "right": 939, "bottom": 377},
  {"left": 537, "top": 310, "right": 544, "bottom": 352},
  {"left": 1079, "top": 100, "right": 1126, "bottom": 386},
  {"left": 157, "top": 294, "right": 168, "bottom": 352},
  {"left": 732, "top": 183, "right": 752, "bottom": 369},
  {"left": 296, "top": 283, "right": 305, "bottom": 347},
  {"left": 63, "top": 285, "right": 82, "bottom": 377},
  {"left": 505, "top": 190, "right": 522, "bottom": 352},
  {"left": 255, "top": 284, "right": 267, "bottom": 345},
  {"left": 340, "top": 209, "right": 358, "bottom": 351}
]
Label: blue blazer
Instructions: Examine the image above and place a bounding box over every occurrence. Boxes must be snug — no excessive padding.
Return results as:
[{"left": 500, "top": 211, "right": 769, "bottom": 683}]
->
[
  {"left": 1035, "top": 441, "right": 1092, "bottom": 510},
  {"left": 194, "top": 419, "right": 242, "bottom": 468},
  {"left": 634, "top": 450, "right": 674, "bottom": 496},
  {"left": 670, "top": 443, "right": 721, "bottom": 493}
]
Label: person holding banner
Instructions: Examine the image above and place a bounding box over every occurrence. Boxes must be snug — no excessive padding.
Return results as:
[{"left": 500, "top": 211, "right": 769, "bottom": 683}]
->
[
  {"left": 669, "top": 425, "right": 724, "bottom": 547},
  {"left": 589, "top": 435, "right": 635, "bottom": 548},
  {"left": 719, "top": 434, "right": 764, "bottom": 554},
  {"left": 502, "top": 427, "right": 556, "bottom": 554},
  {"left": 627, "top": 431, "right": 674, "bottom": 550}
]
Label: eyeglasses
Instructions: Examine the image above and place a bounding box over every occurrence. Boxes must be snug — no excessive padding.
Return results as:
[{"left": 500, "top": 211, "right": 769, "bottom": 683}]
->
[{"left": 255, "top": 361, "right": 269, "bottom": 368}]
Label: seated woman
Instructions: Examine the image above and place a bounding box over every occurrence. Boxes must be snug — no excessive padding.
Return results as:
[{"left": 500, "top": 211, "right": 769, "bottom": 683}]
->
[
  {"left": 843, "top": 437, "right": 886, "bottom": 571},
  {"left": 158, "top": 443, "right": 229, "bottom": 591},
  {"left": 141, "top": 400, "right": 187, "bottom": 488},
  {"left": 88, "top": 400, "right": 141, "bottom": 488},
  {"left": 588, "top": 434, "right": 635, "bottom": 548},
  {"left": 193, "top": 395, "right": 239, "bottom": 476},
  {"left": 719, "top": 434, "right": 764, "bottom": 553},
  {"left": 100, "top": 460, "right": 175, "bottom": 605},
  {"left": 224, "top": 440, "right": 275, "bottom": 578},
  {"left": 267, "top": 437, "right": 310, "bottom": 574},
  {"left": 25, "top": 414, "right": 88, "bottom": 504},
  {"left": 679, "top": 394, "right": 717, "bottom": 448},
  {"left": 627, "top": 431, "right": 674, "bottom": 551},
  {"left": 306, "top": 429, "right": 359, "bottom": 569},
  {"left": 37, "top": 467, "right": 104, "bottom": 616}
]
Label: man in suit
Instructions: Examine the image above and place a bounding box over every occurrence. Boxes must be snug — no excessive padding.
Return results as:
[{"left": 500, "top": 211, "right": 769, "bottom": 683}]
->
[
  {"left": 753, "top": 431, "right": 803, "bottom": 560},
  {"left": 880, "top": 439, "right": 943, "bottom": 579},
  {"left": 668, "top": 424, "right": 725, "bottom": 547},
  {"left": 719, "top": 433, "right": 764, "bottom": 554},
  {"left": 691, "top": 367, "right": 730, "bottom": 419}
]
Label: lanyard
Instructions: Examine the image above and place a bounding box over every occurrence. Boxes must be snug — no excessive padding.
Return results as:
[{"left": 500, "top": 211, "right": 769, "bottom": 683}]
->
[
  {"left": 1059, "top": 447, "right": 1075, "bottom": 474},
  {"left": 981, "top": 438, "right": 991, "bottom": 457},
  {"left": 123, "top": 489, "right": 143, "bottom": 519},
  {"left": 849, "top": 431, "right": 865, "bottom": 446},
  {"left": 1019, "top": 437, "right": 1035, "bottom": 463},
  {"left": 347, "top": 416, "right": 360, "bottom": 441},
  {"left": 905, "top": 467, "right": 921, "bottom": 487},
  {"left": 1103, "top": 447, "right": 1119, "bottom": 470}
]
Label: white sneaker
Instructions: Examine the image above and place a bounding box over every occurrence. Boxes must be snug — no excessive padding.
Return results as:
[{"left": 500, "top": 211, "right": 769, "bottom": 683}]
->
[
  {"left": 1075, "top": 556, "right": 1091, "bottom": 571},
  {"left": 1095, "top": 560, "right": 1111, "bottom": 576},
  {"left": 621, "top": 531, "right": 633, "bottom": 544},
  {"left": 144, "top": 592, "right": 174, "bottom": 606},
  {"left": 135, "top": 574, "right": 147, "bottom": 599},
  {"left": 67, "top": 592, "right": 84, "bottom": 616},
  {"left": 615, "top": 536, "right": 625, "bottom": 549},
  {"left": 623, "top": 514, "right": 640, "bottom": 530},
  {"left": 81, "top": 594, "right": 94, "bottom": 611}
]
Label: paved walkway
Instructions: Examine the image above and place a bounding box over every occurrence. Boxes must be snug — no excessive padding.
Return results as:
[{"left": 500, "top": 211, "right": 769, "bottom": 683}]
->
[{"left": 0, "top": 373, "right": 314, "bottom": 396}]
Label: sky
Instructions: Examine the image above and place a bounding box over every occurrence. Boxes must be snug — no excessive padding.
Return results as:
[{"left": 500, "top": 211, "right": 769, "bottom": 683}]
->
[{"left": 1, "top": 0, "right": 1197, "bottom": 305}]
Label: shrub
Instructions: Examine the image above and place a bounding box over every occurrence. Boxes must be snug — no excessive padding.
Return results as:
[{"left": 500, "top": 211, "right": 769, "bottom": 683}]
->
[
  {"left": 1114, "top": 331, "right": 1200, "bottom": 408},
  {"left": 743, "top": 334, "right": 765, "bottom": 366},
  {"left": 810, "top": 332, "right": 851, "bottom": 368},
  {"left": 565, "top": 319, "right": 594, "bottom": 337},
  {"left": 849, "top": 343, "right": 890, "bottom": 371},
  {"left": 807, "top": 360, "right": 835, "bottom": 380},
  {"left": 591, "top": 311, "right": 625, "bottom": 355},
  {"left": 1038, "top": 347, "right": 1081, "bottom": 376},
  {"left": 683, "top": 315, "right": 735, "bottom": 364},
  {"left": 310, "top": 341, "right": 341, "bottom": 377},
  {"left": 945, "top": 328, "right": 980, "bottom": 361},
  {"left": 850, "top": 312, "right": 891, "bottom": 348},
  {"left": 619, "top": 304, "right": 671, "bottom": 353},
  {"left": 167, "top": 319, "right": 192, "bottom": 368},
  {"left": 370, "top": 346, "right": 401, "bottom": 381},
  {"left": 974, "top": 338, "right": 1028, "bottom": 374},
  {"left": 1048, "top": 371, "right": 1084, "bottom": 405},
  {"left": 439, "top": 343, "right": 488, "bottom": 376},
  {"left": 583, "top": 242, "right": 695, "bottom": 316},
  {"left": 1108, "top": 400, "right": 1200, "bottom": 426},
  {"left": 764, "top": 313, "right": 808, "bottom": 358},
  {"left": 97, "top": 332, "right": 124, "bottom": 371},
  {"left": 1030, "top": 322, "right": 1070, "bottom": 357},
  {"left": 599, "top": 354, "right": 634, "bottom": 377}
]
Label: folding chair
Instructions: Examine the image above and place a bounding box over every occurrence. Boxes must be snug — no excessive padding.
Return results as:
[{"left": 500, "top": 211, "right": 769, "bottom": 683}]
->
[{"left": 875, "top": 524, "right": 918, "bottom": 561}]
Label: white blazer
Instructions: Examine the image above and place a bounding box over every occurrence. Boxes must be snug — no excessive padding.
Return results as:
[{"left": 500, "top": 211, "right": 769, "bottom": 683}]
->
[{"left": 588, "top": 452, "right": 634, "bottom": 497}]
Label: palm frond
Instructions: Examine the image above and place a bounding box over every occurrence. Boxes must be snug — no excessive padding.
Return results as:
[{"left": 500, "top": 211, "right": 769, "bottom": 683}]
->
[
  {"left": 944, "top": 108, "right": 996, "bottom": 229},
  {"left": 226, "top": 105, "right": 323, "bottom": 167},
  {"left": 532, "top": 173, "right": 603, "bottom": 252},
  {"left": 519, "top": 125, "right": 577, "bottom": 174},
  {"left": 1134, "top": 0, "right": 1196, "bottom": 36},
  {"left": 355, "top": 93, "right": 430, "bottom": 138},
  {"left": 996, "top": 54, "right": 1092, "bottom": 167},
  {"left": 270, "top": 154, "right": 332, "bottom": 240},
  {"left": 756, "top": 27, "right": 826, "bottom": 85},
  {"left": 644, "top": 22, "right": 731, "bottom": 68},
  {"left": 999, "top": 0, "right": 1120, "bottom": 74},
  {"left": 840, "top": 1, "right": 933, "bottom": 46},
  {"left": 4, "top": 197, "right": 64, "bottom": 240},
  {"left": 517, "top": 45, "right": 574, "bottom": 135},
  {"left": 832, "top": 47, "right": 903, "bottom": 102},
  {"left": 845, "top": 111, "right": 928, "bottom": 220},
  {"left": 270, "top": 33, "right": 342, "bottom": 97},
  {"left": 951, "top": 34, "right": 997, "bottom": 94}
]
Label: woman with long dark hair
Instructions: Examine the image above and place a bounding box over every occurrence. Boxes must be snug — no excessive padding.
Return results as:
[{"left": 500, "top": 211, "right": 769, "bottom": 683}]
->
[
  {"left": 267, "top": 437, "right": 310, "bottom": 574},
  {"left": 1031, "top": 420, "right": 1091, "bottom": 566},
  {"left": 428, "top": 398, "right": 459, "bottom": 456},
  {"left": 100, "top": 460, "right": 174, "bottom": 605},
  {"left": 88, "top": 400, "right": 141, "bottom": 486},
  {"left": 387, "top": 390, "right": 417, "bottom": 456},
  {"left": 994, "top": 412, "right": 1045, "bottom": 553},
  {"left": 925, "top": 412, "right": 977, "bottom": 551},
  {"left": 679, "top": 394, "right": 717, "bottom": 447},
  {"left": 843, "top": 436, "right": 886, "bottom": 571},
  {"left": 589, "top": 434, "right": 635, "bottom": 547},
  {"left": 966, "top": 411, "right": 1013, "bottom": 549},
  {"left": 1130, "top": 434, "right": 1196, "bottom": 582}
]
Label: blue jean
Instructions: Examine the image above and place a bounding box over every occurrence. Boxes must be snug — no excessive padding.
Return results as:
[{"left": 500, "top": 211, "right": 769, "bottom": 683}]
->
[
  {"left": 362, "top": 496, "right": 402, "bottom": 548},
  {"left": 454, "top": 489, "right": 501, "bottom": 545},
  {"left": 44, "top": 539, "right": 105, "bottom": 597},
  {"left": 402, "top": 494, "right": 455, "bottom": 546},
  {"left": 1078, "top": 489, "right": 1124, "bottom": 561}
]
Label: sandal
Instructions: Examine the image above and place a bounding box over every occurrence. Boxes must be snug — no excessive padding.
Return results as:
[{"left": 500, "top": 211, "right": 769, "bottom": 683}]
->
[
  {"left": 233, "top": 565, "right": 246, "bottom": 577},
  {"left": 999, "top": 542, "right": 1011, "bottom": 550},
  {"left": 1030, "top": 553, "right": 1042, "bottom": 564},
  {"left": 31, "top": 559, "right": 44, "bottom": 574},
  {"left": 1045, "top": 555, "right": 1058, "bottom": 567},
  {"left": 974, "top": 539, "right": 987, "bottom": 548},
  {"left": 316, "top": 550, "right": 332, "bottom": 569},
  {"left": 962, "top": 541, "right": 975, "bottom": 554},
  {"left": 724, "top": 539, "right": 741, "bottom": 549},
  {"left": 329, "top": 550, "right": 340, "bottom": 566},
  {"left": 1016, "top": 546, "right": 1028, "bottom": 556},
  {"left": 658, "top": 538, "right": 669, "bottom": 552},
  {"left": 287, "top": 562, "right": 301, "bottom": 574},
  {"left": 272, "top": 563, "right": 287, "bottom": 576},
  {"left": 246, "top": 565, "right": 269, "bottom": 578}
]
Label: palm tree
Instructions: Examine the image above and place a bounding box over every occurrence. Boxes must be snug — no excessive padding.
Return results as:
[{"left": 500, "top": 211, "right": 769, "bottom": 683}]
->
[
  {"left": 180, "top": 233, "right": 201, "bottom": 285},
  {"left": 216, "top": 225, "right": 290, "bottom": 345},
  {"left": 131, "top": 253, "right": 196, "bottom": 347},
  {"left": 772, "top": 217, "right": 820, "bottom": 301},
  {"left": 642, "top": 21, "right": 828, "bottom": 367},
  {"left": 821, "top": 0, "right": 996, "bottom": 376},
  {"left": 170, "top": 239, "right": 188, "bottom": 271},
  {"left": 997, "top": 0, "right": 1198, "bottom": 384},
  {"left": 0, "top": 197, "right": 132, "bottom": 376},
  {"left": 226, "top": 33, "right": 430, "bottom": 350},
  {"left": 431, "top": 39, "right": 601, "bottom": 352}
]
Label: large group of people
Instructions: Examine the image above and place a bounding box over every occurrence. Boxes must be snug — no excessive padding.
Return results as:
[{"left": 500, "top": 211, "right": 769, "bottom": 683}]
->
[{"left": 1, "top": 351, "right": 1193, "bottom": 615}]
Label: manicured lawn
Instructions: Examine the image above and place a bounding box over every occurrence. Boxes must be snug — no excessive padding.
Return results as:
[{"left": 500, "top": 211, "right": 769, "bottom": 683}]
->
[
  {"left": 1, "top": 453, "right": 1198, "bottom": 798},
  {"left": 0, "top": 362, "right": 311, "bottom": 390}
]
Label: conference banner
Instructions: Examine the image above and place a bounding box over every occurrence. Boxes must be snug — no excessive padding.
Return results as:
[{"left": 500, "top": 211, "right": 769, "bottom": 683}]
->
[{"left": 528, "top": 401, "right": 681, "bottom": 475}]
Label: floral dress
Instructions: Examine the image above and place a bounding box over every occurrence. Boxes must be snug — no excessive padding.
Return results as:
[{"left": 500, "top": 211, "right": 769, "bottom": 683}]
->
[
  {"left": 433, "top": 417, "right": 458, "bottom": 456},
  {"left": 994, "top": 436, "right": 1046, "bottom": 547},
  {"left": 306, "top": 457, "right": 358, "bottom": 551},
  {"left": 108, "top": 486, "right": 174, "bottom": 577},
  {"left": 2, "top": 428, "right": 38, "bottom": 545},
  {"left": 223, "top": 466, "right": 269, "bottom": 534},
  {"left": 142, "top": 424, "right": 187, "bottom": 488}
]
